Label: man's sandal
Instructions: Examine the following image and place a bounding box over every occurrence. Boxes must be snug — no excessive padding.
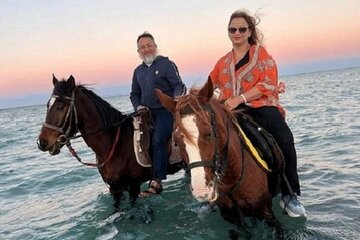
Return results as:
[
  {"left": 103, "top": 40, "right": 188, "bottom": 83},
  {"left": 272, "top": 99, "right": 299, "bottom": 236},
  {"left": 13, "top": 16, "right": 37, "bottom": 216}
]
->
[{"left": 139, "top": 179, "right": 163, "bottom": 198}]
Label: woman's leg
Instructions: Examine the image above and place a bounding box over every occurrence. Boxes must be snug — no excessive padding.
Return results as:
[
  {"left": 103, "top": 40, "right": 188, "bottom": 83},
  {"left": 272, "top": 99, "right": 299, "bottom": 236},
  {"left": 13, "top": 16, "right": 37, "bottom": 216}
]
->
[{"left": 246, "top": 107, "right": 300, "bottom": 196}]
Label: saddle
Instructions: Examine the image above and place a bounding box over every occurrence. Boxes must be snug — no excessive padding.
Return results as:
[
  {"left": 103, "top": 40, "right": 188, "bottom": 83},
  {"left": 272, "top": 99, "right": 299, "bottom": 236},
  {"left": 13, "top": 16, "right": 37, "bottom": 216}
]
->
[
  {"left": 235, "top": 111, "right": 284, "bottom": 174},
  {"left": 132, "top": 109, "right": 182, "bottom": 168}
]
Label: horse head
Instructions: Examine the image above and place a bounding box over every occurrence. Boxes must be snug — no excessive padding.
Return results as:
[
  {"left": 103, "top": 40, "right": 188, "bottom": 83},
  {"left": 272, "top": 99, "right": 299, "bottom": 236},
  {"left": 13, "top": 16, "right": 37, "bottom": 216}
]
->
[
  {"left": 37, "top": 74, "right": 78, "bottom": 155},
  {"left": 157, "top": 77, "right": 232, "bottom": 203}
]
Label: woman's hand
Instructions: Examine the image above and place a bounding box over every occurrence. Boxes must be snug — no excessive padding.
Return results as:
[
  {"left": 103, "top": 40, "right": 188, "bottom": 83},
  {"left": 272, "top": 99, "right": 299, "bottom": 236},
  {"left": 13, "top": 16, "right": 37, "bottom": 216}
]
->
[
  {"left": 276, "top": 82, "right": 285, "bottom": 93},
  {"left": 224, "top": 97, "right": 241, "bottom": 110}
]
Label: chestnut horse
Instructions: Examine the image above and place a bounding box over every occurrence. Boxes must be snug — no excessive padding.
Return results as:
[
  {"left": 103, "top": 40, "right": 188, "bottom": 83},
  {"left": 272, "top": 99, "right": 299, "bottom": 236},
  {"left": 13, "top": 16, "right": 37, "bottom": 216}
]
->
[
  {"left": 37, "top": 75, "right": 182, "bottom": 204},
  {"left": 156, "top": 78, "right": 284, "bottom": 233}
]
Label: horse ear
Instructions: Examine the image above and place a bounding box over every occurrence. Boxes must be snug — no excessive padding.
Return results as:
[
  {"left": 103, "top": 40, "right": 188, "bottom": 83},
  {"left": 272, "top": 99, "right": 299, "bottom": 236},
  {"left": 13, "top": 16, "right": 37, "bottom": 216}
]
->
[
  {"left": 198, "top": 76, "right": 214, "bottom": 101},
  {"left": 67, "top": 75, "right": 76, "bottom": 90},
  {"left": 155, "top": 89, "right": 176, "bottom": 113},
  {"left": 52, "top": 73, "right": 58, "bottom": 86}
]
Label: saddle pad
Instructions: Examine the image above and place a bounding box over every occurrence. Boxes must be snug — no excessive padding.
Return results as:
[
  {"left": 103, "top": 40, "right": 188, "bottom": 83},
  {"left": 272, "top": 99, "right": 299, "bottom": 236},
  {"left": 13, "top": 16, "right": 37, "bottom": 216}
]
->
[
  {"left": 133, "top": 116, "right": 152, "bottom": 167},
  {"left": 133, "top": 116, "right": 182, "bottom": 168},
  {"left": 233, "top": 120, "right": 271, "bottom": 172}
]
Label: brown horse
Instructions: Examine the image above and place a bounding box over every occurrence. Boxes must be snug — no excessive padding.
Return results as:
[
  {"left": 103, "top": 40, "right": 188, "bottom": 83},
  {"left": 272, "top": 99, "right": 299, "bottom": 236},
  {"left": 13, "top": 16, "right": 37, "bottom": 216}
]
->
[
  {"left": 37, "top": 75, "right": 182, "bottom": 204},
  {"left": 156, "top": 78, "right": 284, "bottom": 232}
]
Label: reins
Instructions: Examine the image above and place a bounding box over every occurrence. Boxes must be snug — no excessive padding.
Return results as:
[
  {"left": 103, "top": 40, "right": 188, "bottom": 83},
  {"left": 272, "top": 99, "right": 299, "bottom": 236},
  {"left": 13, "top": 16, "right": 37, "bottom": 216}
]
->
[
  {"left": 63, "top": 112, "right": 136, "bottom": 168},
  {"left": 67, "top": 112, "right": 136, "bottom": 141},
  {"left": 66, "top": 127, "right": 121, "bottom": 167}
]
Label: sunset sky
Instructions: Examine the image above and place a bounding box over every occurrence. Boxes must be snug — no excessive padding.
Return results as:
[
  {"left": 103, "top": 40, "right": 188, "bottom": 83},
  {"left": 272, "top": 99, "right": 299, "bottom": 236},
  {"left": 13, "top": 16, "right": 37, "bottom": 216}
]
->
[{"left": 1, "top": 0, "right": 360, "bottom": 108}]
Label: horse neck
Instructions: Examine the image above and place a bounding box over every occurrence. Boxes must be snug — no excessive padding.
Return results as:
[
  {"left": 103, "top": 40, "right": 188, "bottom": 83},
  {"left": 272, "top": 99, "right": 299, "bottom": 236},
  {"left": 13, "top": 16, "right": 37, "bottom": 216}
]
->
[
  {"left": 214, "top": 105, "right": 245, "bottom": 185},
  {"left": 74, "top": 89, "right": 116, "bottom": 158}
]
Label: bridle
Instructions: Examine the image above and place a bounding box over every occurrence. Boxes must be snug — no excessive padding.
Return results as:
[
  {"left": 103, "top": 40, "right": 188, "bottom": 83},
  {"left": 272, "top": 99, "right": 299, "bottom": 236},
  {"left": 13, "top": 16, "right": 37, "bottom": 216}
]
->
[
  {"left": 39, "top": 89, "right": 126, "bottom": 168},
  {"left": 179, "top": 101, "right": 248, "bottom": 211},
  {"left": 42, "top": 90, "right": 78, "bottom": 146},
  {"left": 180, "top": 103, "right": 230, "bottom": 182}
]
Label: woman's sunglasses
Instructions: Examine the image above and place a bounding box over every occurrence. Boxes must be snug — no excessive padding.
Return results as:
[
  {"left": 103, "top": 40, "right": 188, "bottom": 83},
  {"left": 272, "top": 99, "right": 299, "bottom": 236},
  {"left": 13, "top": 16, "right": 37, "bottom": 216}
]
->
[{"left": 228, "top": 26, "right": 250, "bottom": 34}]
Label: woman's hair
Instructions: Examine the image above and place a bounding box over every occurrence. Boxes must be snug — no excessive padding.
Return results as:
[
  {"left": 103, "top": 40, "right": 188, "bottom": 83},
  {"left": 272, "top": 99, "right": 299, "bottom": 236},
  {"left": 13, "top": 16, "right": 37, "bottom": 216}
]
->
[{"left": 228, "top": 9, "right": 263, "bottom": 45}]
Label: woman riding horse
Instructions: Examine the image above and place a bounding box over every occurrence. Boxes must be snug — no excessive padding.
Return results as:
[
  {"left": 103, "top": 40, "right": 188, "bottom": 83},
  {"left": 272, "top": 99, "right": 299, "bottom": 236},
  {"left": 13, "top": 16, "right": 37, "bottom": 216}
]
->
[{"left": 156, "top": 78, "right": 284, "bottom": 235}]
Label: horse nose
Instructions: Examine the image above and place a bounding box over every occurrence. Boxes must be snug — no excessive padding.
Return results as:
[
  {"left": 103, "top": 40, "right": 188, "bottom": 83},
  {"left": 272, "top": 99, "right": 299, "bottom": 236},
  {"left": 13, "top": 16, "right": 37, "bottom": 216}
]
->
[
  {"left": 193, "top": 190, "right": 211, "bottom": 202},
  {"left": 37, "top": 138, "right": 48, "bottom": 151}
]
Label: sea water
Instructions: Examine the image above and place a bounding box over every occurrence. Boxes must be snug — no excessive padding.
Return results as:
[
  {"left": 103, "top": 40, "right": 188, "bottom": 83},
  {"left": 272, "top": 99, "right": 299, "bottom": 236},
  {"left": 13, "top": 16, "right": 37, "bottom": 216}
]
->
[{"left": 0, "top": 67, "right": 359, "bottom": 239}]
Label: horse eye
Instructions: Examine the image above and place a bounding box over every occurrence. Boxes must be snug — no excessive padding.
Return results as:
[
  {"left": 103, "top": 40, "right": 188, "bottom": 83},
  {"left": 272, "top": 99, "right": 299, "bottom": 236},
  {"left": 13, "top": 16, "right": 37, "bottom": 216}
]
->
[
  {"left": 174, "top": 133, "right": 182, "bottom": 142},
  {"left": 56, "top": 104, "right": 65, "bottom": 110},
  {"left": 206, "top": 132, "right": 212, "bottom": 139},
  {"left": 175, "top": 130, "right": 183, "bottom": 138}
]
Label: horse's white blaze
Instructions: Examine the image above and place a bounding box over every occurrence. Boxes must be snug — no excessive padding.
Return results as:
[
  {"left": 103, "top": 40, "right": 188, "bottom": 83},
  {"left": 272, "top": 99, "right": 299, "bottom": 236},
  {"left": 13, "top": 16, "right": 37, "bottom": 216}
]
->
[
  {"left": 182, "top": 115, "right": 216, "bottom": 202},
  {"left": 48, "top": 96, "right": 56, "bottom": 111}
]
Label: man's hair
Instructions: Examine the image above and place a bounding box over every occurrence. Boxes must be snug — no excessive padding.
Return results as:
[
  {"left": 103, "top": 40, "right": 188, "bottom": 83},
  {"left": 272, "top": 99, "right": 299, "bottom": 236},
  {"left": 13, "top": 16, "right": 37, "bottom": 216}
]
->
[{"left": 137, "top": 31, "right": 155, "bottom": 43}]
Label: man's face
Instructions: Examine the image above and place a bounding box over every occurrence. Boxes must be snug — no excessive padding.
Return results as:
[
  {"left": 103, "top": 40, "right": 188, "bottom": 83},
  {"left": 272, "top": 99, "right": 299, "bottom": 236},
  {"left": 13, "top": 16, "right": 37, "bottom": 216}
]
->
[{"left": 137, "top": 37, "right": 157, "bottom": 64}]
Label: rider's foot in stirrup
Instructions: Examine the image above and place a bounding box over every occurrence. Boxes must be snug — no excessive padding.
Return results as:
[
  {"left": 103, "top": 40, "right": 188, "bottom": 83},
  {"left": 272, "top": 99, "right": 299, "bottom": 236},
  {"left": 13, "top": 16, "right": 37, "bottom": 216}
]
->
[{"left": 279, "top": 195, "right": 306, "bottom": 218}]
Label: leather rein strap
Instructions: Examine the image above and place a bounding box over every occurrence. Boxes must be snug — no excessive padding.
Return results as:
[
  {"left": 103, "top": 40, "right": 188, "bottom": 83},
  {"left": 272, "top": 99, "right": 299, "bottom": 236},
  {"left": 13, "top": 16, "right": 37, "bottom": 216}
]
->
[{"left": 66, "top": 127, "right": 121, "bottom": 168}]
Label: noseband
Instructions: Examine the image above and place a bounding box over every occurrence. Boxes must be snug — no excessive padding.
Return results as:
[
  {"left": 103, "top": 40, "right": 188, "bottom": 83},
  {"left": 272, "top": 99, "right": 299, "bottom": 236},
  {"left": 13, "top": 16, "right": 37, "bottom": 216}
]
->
[
  {"left": 42, "top": 90, "right": 78, "bottom": 145},
  {"left": 181, "top": 103, "right": 230, "bottom": 181}
]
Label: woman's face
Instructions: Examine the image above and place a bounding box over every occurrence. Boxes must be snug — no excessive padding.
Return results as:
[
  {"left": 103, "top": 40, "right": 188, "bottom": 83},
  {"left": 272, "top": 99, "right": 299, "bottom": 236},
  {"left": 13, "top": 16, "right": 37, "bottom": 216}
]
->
[{"left": 228, "top": 17, "right": 251, "bottom": 46}]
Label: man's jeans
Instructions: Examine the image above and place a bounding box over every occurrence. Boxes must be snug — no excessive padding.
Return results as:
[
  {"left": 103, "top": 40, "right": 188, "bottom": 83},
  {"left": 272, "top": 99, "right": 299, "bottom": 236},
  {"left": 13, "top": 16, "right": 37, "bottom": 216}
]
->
[{"left": 151, "top": 108, "right": 173, "bottom": 180}]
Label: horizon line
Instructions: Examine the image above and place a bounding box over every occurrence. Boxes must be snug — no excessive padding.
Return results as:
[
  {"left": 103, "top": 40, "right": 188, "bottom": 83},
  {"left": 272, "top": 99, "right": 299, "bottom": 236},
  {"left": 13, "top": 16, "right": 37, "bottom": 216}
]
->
[{"left": 1, "top": 65, "right": 359, "bottom": 110}]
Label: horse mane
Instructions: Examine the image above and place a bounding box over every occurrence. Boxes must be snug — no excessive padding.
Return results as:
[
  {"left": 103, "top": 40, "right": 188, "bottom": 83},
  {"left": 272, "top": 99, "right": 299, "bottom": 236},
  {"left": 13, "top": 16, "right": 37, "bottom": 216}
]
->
[
  {"left": 77, "top": 85, "right": 126, "bottom": 127},
  {"left": 175, "top": 94, "right": 206, "bottom": 144},
  {"left": 53, "top": 79, "right": 126, "bottom": 127},
  {"left": 175, "top": 86, "right": 235, "bottom": 145}
]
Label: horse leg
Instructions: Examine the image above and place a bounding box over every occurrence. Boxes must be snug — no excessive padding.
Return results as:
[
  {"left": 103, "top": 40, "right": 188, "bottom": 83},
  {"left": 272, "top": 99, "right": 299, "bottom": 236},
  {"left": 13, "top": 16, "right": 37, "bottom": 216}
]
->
[
  {"left": 228, "top": 229, "right": 239, "bottom": 240},
  {"left": 219, "top": 206, "right": 243, "bottom": 225},
  {"left": 109, "top": 184, "right": 124, "bottom": 210},
  {"left": 262, "top": 208, "right": 284, "bottom": 240},
  {"left": 222, "top": 209, "right": 241, "bottom": 240},
  {"left": 112, "top": 191, "right": 123, "bottom": 210},
  {"left": 128, "top": 181, "right": 141, "bottom": 204},
  {"left": 219, "top": 206, "right": 253, "bottom": 240}
]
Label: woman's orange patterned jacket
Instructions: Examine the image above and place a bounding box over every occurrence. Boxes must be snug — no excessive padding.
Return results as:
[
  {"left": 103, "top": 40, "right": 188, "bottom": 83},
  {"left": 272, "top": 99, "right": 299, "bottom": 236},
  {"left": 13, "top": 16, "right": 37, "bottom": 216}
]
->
[{"left": 210, "top": 44, "right": 285, "bottom": 117}]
